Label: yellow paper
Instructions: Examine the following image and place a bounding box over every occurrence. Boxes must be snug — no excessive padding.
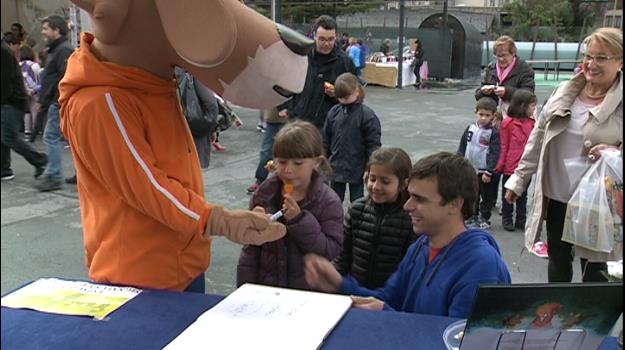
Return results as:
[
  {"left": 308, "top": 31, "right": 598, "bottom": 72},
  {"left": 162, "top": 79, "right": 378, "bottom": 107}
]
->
[{"left": 1, "top": 278, "right": 141, "bottom": 320}]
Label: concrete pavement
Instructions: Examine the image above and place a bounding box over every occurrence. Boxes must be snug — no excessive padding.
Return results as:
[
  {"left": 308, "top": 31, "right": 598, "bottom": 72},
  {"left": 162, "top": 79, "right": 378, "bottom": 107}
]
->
[{"left": 1, "top": 76, "right": 585, "bottom": 296}]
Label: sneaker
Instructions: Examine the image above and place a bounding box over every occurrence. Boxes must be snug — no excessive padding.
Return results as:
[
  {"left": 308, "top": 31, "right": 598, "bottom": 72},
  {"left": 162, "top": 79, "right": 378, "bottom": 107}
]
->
[
  {"left": 65, "top": 175, "right": 77, "bottom": 184},
  {"left": 246, "top": 182, "right": 259, "bottom": 194},
  {"left": 256, "top": 121, "right": 265, "bottom": 133},
  {"left": 530, "top": 241, "right": 549, "bottom": 259},
  {"left": 478, "top": 218, "right": 491, "bottom": 230},
  {"left": 212, "top": 141, "right": 226, "bottom": 152},
  {"left": 35, "top": 178, "right": 63, "bottom": 192},
  {"left": 464, "top": 216, "right": 478, "bottom": 228},
  {"left": 1, "top": 171, "right": 15, "bottom": 181}
]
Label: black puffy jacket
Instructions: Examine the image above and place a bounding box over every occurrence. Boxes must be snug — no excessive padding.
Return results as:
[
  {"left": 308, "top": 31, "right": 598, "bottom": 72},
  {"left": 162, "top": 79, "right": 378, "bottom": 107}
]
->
[{"left": 334, "top": 197, "right": 416, "bottom": 289}]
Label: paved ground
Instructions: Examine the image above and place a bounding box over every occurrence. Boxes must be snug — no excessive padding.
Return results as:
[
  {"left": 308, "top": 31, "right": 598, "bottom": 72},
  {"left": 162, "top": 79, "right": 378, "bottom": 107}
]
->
[{"left": 2, "top": 74, "right": 587, "bottom": 296}]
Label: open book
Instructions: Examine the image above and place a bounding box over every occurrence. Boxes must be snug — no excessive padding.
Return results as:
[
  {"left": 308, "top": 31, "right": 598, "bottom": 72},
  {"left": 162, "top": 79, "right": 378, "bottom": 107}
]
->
[{"left": 165, "top": 283, "right": 353, "bottom": 350}]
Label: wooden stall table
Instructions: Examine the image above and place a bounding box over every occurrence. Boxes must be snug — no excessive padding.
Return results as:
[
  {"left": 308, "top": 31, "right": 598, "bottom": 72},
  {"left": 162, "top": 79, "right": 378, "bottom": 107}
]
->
[{"left": 363, "top": 61, "right": 416, "bottom": 88}]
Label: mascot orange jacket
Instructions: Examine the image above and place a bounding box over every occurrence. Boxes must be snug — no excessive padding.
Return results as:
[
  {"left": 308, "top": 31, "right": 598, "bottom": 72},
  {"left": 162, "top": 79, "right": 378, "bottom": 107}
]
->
[{"left": 59, "top": 33, "right": 211, "bottom": 291}]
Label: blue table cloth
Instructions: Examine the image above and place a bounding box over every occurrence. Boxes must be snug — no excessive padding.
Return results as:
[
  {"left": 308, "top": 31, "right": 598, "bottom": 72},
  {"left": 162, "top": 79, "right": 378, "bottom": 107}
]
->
[{"left": 1, "top": 285, "right": 620, "bottom": 349}]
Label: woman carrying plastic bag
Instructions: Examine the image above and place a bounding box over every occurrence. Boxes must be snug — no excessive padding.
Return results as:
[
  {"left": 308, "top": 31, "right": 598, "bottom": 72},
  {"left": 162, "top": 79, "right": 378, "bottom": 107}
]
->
[{"left": 563, "top": 150, "right": 623, "bottom": 263}]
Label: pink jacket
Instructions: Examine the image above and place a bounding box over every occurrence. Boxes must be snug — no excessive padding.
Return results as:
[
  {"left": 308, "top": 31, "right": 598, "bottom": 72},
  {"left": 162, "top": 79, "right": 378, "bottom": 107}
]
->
[{"left": 496, "top": 117, "right": 535, "bottom": 176}]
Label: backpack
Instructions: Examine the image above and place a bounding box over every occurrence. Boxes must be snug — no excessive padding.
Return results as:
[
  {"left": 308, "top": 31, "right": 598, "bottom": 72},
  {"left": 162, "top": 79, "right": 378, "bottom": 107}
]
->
[
  {"left": 20, "top": 60, "right": 40, "bottom": 93},
  {"left": 177, "top": 72, "right": 216, "bottom": 138}
]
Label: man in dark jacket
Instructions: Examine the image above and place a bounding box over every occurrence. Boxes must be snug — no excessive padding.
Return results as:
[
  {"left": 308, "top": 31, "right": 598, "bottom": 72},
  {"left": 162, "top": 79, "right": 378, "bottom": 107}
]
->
[
  {"left": 281, "top": 15, "right": 357, "bottom": 130},
  {"left": 1, "top": 42, "right": 48, "bottom": 180},
  {"left": 35, "top": 15, "right": 74, "bottom": 191}
]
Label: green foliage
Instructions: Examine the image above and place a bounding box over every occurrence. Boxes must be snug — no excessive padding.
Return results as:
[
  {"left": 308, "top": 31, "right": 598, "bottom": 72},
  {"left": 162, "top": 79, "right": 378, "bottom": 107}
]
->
[
  {"left": 250, "top": 1, "right": 383, "bottom": 24},
  {"left": 500, "top": 0, "right": 575, "bottom": 41}
]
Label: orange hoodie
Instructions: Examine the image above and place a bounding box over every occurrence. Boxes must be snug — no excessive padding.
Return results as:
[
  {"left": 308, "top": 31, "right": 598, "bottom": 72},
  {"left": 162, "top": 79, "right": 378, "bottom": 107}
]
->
[{"left": 59, "top": 33, "right": 212, "bottom": 291}]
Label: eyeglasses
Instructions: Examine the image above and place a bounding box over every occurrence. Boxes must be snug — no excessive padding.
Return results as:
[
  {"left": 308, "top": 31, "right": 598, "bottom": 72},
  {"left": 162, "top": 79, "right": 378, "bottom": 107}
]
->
[
  {"left": 493, "top": 53, "right": 513, "bottom": 59},
  {"left": 582, "top": 54, "right": 622, "bottom": 65},
  {"left": 316, "top": 37, "right": 336, "bottom": 44}
]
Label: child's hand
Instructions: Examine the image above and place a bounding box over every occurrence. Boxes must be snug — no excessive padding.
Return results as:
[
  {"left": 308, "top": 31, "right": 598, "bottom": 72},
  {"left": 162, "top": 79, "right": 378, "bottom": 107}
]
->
[
  {"left": 481, "top": 173, "right": 492, "bottom": 183},
  {"left": 282, "top": 192, "right": 301, "bottom": 221}
]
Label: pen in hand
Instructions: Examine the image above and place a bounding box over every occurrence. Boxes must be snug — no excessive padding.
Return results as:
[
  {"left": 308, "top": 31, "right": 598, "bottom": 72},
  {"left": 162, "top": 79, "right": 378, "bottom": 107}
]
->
[{"left": 270, "top": 208, "right": 287, "bottom": 222}]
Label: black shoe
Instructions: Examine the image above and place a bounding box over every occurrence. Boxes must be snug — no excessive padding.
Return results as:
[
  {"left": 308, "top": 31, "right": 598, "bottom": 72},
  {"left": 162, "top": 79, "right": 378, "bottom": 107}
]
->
[
  {"left": 1, "top": 170, "right": 15, "bottom": 181},
  {"left": 515, "top": 220, "right": 526, "bottom": 230},
  {"left": 35, "top": 178, "right": 63, "bottom": 192},
  {"left": 34, "top": 154, "right": 47, "bottom": 178},
  {"left": 502, "top": 218, "right": 515, "bottom": 232},
  {"left": 65, "top": 175, "right": 77, "bottom": 184}
]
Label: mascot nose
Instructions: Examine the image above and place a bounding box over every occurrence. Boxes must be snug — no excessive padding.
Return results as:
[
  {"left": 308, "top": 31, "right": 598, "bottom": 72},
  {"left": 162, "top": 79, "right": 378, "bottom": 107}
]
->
[{"left": 276, "top": 24, "right": 313, "bottom": 56}]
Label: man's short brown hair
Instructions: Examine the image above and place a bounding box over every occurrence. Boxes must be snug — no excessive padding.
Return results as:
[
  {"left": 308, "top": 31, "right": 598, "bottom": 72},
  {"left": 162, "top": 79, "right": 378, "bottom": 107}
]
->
[{"left": 410, "top": 152, "right": 478, "bottom": 220}]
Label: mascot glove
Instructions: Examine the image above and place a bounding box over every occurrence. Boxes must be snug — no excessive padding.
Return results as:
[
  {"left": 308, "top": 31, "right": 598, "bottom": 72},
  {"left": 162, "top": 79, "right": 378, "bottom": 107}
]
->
[{"left": 205, "top": 206, "right": 286, "bottom": 245}]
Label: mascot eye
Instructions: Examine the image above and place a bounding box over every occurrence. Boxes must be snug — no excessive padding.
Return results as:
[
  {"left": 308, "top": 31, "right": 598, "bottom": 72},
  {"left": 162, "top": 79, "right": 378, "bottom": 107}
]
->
[{"left": 273, "top": 85, "right": 293, "bottom": 98}]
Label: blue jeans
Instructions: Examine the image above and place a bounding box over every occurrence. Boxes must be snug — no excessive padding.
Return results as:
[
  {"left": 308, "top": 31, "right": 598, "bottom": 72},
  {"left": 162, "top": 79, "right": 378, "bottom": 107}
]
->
[
  {"left": 254, "top": 122, "right": 284, "bottom": 183},
  {"left": 43, "top": 103, "right": 63, "bottom": 181}
]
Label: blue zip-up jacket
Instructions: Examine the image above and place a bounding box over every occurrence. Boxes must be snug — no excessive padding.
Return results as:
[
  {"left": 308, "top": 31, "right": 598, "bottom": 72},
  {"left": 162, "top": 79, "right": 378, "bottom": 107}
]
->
[{"left": 339, "top": 228, "right": 511, "bottom": 318}]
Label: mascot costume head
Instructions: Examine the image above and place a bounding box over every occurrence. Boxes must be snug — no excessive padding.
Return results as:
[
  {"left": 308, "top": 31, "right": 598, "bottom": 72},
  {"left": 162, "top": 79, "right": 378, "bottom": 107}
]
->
[
  {"left": 60, "top": 0, "right": 313, "bottom": 291},
  {"left": 71, "top": 0, "right": 312, "bottom": 108}
]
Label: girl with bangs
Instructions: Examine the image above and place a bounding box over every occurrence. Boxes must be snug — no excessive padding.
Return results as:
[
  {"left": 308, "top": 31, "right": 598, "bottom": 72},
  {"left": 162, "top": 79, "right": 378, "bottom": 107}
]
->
[{"left": 237, "top": 121, "right": 344, "bottom": 290}]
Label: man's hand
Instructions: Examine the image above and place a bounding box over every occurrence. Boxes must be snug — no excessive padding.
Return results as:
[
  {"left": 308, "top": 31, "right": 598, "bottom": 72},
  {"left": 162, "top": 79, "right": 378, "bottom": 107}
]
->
[
  {"left": 350, "top": 296, "right": 384, "bottom": 311},
  {"left": 304, "top": 254, "right": 342, "bottom": 292},
  {"left": 278, "top": 109, "right": 289, "bottom": 118},
  {"left": 324, "top": 82, "right": 335, "bottom": 97},
  {"left": 205, "top": 206, "right": 286, "bottom": 245}
]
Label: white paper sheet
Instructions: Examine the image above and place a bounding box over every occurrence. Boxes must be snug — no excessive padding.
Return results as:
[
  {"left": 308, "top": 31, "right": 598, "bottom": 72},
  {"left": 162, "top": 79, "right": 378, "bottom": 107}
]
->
[{"left": 165, "top": 283, "right": 353, "bottom": 350}]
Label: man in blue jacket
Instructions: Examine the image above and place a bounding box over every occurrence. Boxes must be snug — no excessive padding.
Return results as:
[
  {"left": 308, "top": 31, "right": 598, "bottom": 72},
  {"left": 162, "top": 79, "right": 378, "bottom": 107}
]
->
[{"left": 305, "top": 151, "right": 511, "bottom": 319}]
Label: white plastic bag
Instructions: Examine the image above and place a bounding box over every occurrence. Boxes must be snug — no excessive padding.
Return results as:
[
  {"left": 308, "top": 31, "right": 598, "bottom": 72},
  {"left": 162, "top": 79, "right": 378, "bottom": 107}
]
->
[{"left": 563, "top": 150, "right": 623, "bottom": 253}]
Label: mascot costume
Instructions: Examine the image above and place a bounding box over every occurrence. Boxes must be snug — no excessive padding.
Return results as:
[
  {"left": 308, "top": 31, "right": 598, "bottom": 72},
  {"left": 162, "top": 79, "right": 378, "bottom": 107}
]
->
[{"left": 59, "top": 0, "right": 313, "bottom": 291}]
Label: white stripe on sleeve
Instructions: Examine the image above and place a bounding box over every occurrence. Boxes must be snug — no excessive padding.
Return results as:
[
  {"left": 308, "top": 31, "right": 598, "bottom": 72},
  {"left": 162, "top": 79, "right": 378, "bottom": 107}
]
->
[{"left": 104, "top": 93, "right": 200, "bottom": 221}]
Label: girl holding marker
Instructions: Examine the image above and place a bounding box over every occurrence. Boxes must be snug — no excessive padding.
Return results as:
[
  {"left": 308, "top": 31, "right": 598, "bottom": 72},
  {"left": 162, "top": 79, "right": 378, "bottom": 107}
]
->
[{"left": 236, "top": 121, "right": 344, "bottom": 290}]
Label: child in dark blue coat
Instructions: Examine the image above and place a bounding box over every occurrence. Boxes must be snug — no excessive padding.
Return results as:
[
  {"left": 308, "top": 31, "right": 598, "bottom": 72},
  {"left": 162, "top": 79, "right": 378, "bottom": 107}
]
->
[{"left": 323, "top": 72, "right": 381, "bottom": 203}]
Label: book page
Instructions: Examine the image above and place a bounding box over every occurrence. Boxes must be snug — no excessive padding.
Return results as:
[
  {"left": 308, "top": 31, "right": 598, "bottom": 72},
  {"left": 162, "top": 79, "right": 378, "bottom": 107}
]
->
[
  {"left": 1, "top": 278, "right": 141, "bottom": 320},
  {"left": 165, "top": 283, "right": 353, "bottom": 350}
]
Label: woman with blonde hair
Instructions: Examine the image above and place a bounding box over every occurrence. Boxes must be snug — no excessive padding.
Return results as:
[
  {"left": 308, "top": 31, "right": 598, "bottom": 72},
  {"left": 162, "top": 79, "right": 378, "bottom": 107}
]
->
[
  {"left": 476, "top": 35, "right": 535, "bottom": 117},
  {"left": 505, "top": 27, "right": 623, "bottom": 282}
]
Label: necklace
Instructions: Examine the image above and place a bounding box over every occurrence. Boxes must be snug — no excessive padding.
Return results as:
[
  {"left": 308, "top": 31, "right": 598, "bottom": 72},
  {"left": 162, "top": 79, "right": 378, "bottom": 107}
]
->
[{"left": 582, "top": 86, "right": 608, "bottom": 100}]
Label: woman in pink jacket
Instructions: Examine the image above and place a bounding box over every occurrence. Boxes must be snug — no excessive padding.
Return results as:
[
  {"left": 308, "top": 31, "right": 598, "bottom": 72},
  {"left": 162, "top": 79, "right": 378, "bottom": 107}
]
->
[{"left": 496, "top": 90, "right": 536, "bottom": 232}]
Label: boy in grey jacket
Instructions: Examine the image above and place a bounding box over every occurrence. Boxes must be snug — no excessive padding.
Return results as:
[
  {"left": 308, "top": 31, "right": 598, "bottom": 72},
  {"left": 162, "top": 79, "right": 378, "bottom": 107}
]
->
[{"left": 457, "top": 97, "right": 500, "bottom": 229}]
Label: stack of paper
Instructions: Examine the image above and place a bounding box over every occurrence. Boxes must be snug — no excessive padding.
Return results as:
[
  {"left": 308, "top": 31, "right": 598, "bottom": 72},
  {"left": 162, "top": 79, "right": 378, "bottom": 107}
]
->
[{"left": 165, "top": 283, "right": 352, "bottom": 350}]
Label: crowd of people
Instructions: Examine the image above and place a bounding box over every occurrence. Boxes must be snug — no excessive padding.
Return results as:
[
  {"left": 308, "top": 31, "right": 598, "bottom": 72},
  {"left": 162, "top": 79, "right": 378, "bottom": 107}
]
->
[{"left": 1, "top": 8, "right": 622, "bottom": 322}]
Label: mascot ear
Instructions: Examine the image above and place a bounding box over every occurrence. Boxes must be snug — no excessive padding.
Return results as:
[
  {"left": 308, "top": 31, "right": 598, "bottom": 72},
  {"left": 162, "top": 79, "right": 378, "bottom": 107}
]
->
[
  {"left": 72, "top": 0, "right": 129, "bottom": 44},
  {"left": 154, "top": 0, "right": 237, "bottom": 68}
]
